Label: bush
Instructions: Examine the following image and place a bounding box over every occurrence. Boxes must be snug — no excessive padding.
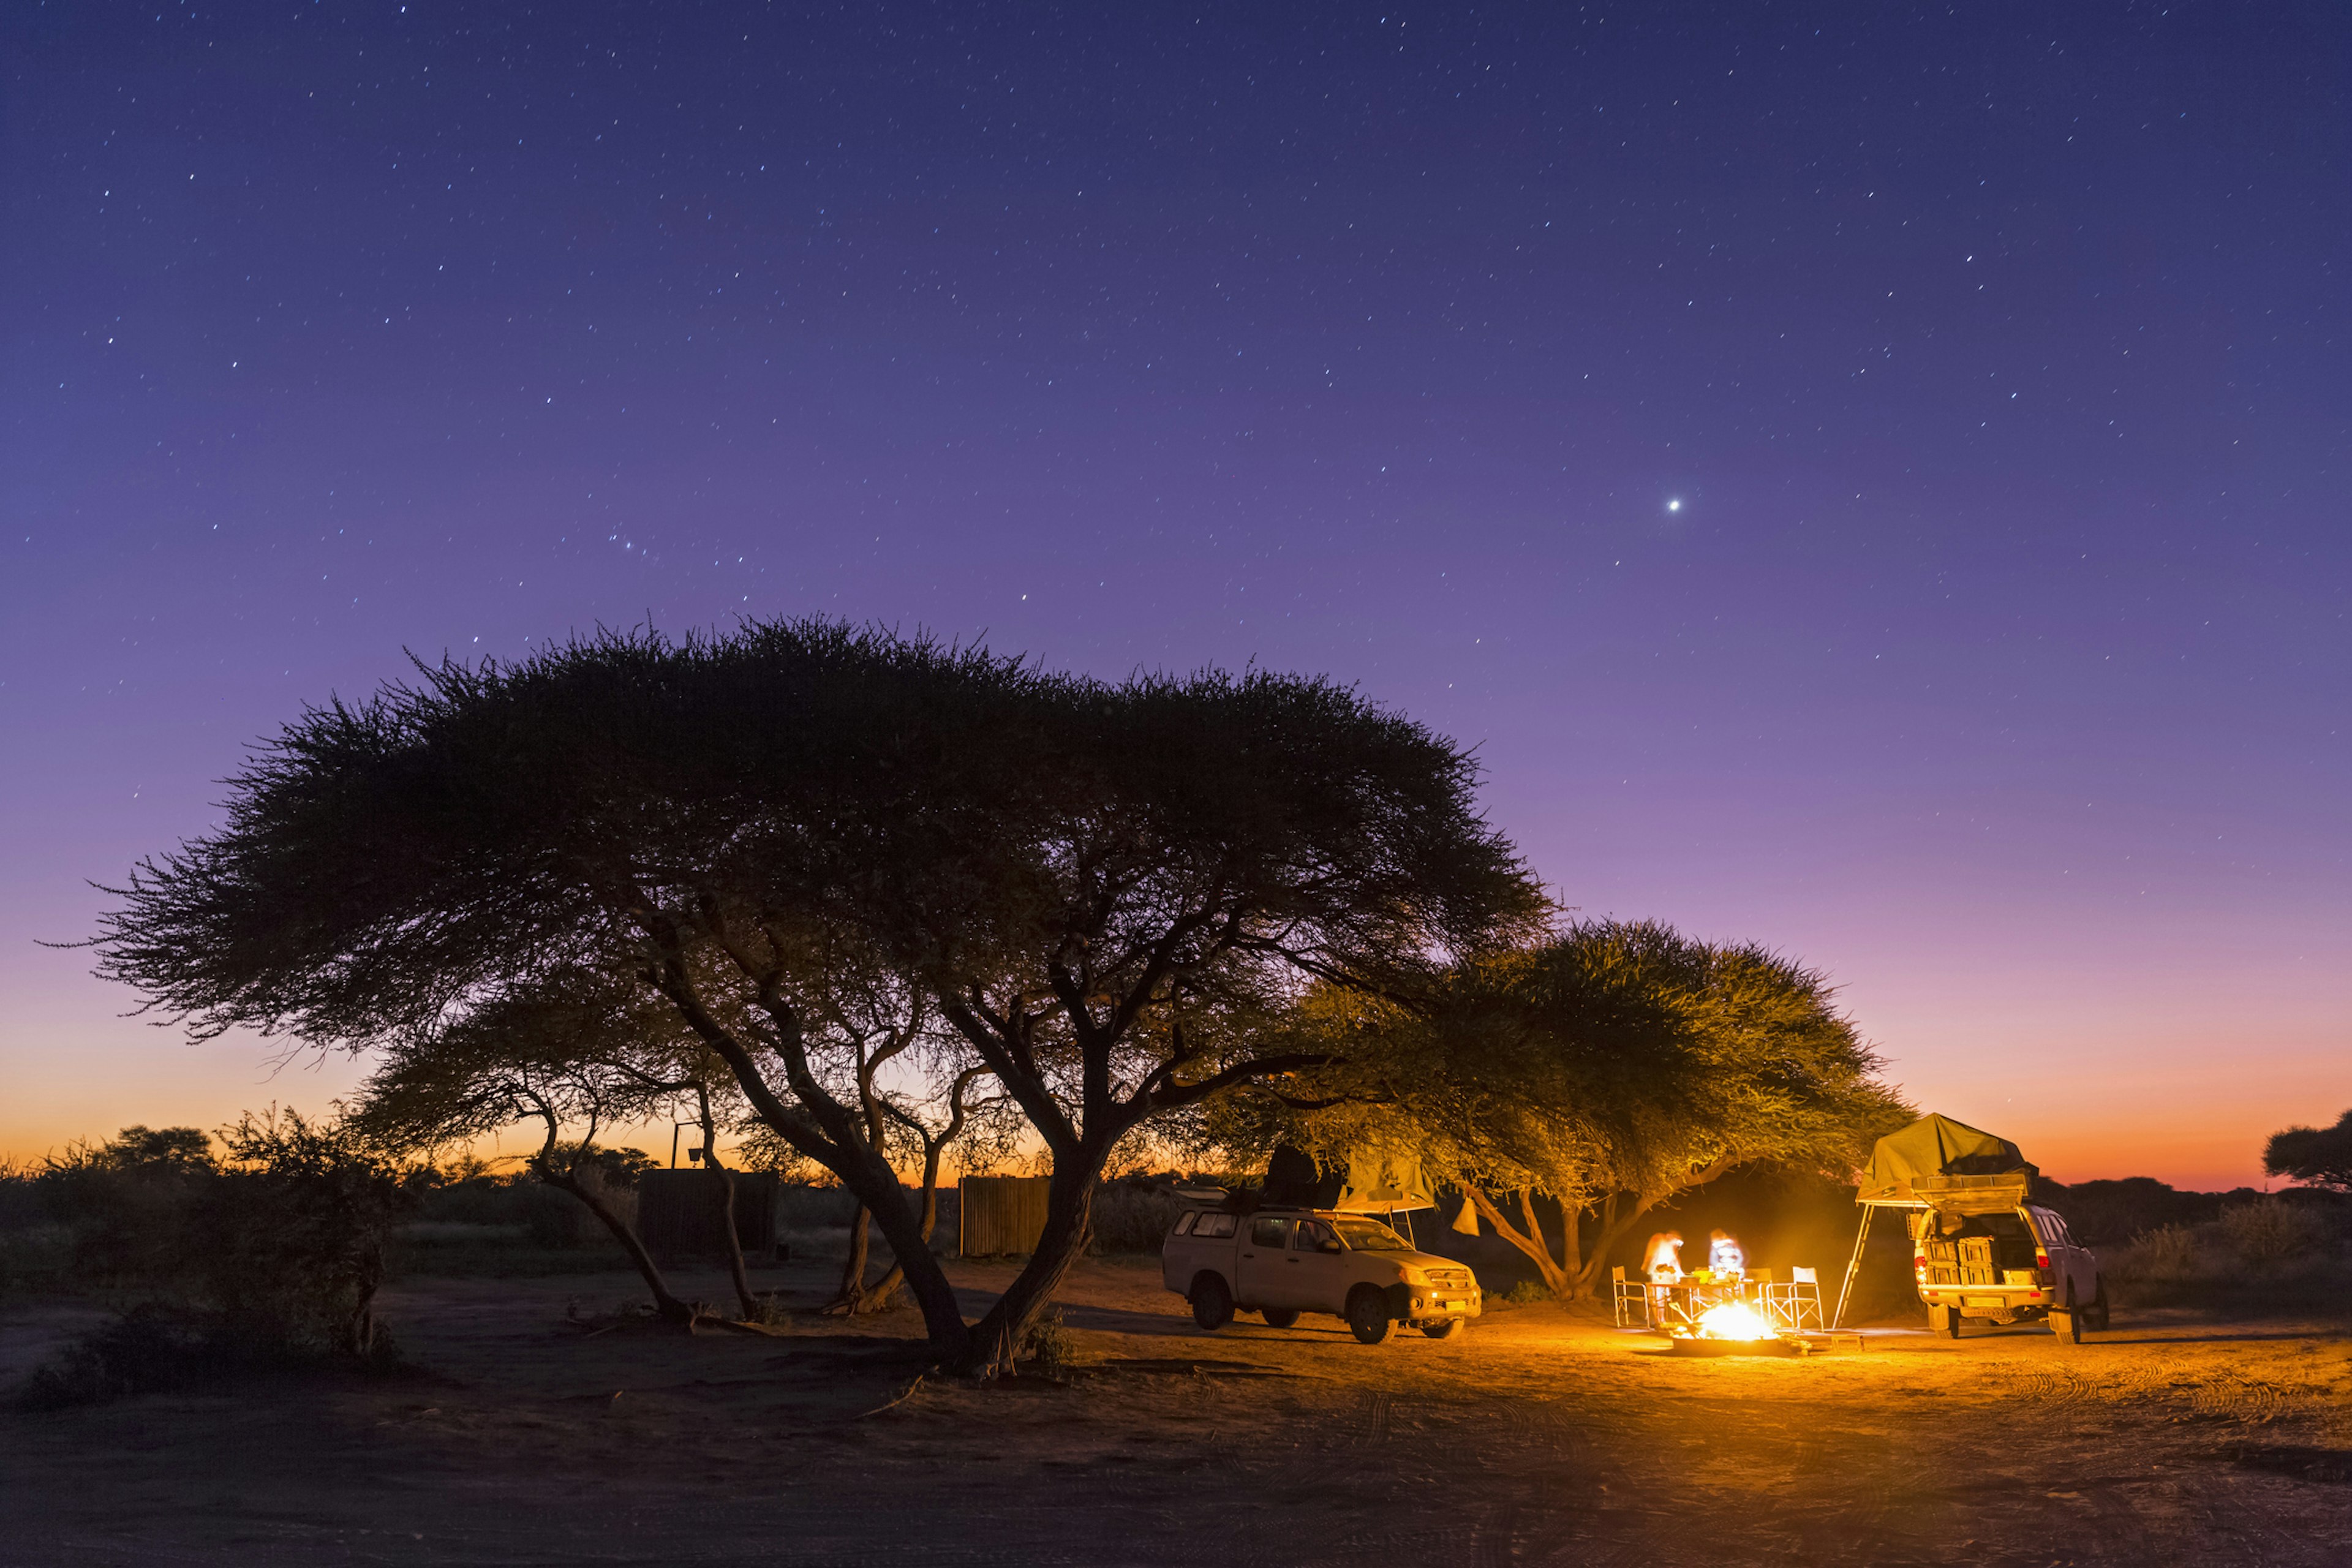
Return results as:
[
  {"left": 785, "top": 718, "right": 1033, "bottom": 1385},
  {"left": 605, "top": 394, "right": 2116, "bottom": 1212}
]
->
[
  {"left": 2108, "top": 1224, "right": 2201, "bottom": 1291},
  {"left": 11, "top": 1302, "right": 398, "bottom": 1411},
  {"left": 0, "top": 1223, "right": 74, "bottom": 1297},
  {"left": 10, "top": 1113, "right": 416, "bottom": 1370},
  {"left": 1086, "top": 1184, "right": 1185, "bottom": 1255},
  {"left": 2215, "top": 1201, "right": 2331, "bottom": 1273},
  {"left": 1019, "top": 1305, "right": 1075, "bottom": 1379},
  {"left": 776, "top": 1183, "right": 862, "bottom": 1230},
  {"left": 2105, "top": 1206, "right": 2350, "bottom": 1311}
]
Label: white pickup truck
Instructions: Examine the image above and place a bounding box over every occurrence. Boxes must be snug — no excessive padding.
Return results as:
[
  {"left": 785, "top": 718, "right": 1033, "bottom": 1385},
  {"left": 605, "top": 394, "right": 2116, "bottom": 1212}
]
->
[{"left": 1162, "top": 1205, "right": 1482, "bottom": 1344}]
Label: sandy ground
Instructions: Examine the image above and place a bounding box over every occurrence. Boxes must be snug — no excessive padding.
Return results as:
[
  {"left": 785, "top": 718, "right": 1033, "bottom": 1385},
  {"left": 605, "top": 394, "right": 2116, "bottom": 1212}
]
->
[{"left": 4, "top": 1256, "right": 2350, "bottom": 1567}]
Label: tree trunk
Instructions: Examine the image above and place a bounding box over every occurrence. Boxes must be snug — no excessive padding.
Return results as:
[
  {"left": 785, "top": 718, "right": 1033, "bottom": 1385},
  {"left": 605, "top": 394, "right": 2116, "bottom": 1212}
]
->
[
  {"left": 348, "top": 1241, "right": 384, "bottom": 1357},
  {"left": 544, "top": 1167, "right": 696, "bottom": 1324},
  {"left": 1468, "top": 1187, "right": 1580, "bottom": 1300},
  {"left": 955, "top": 1158, "right": 1095, "bottom": 1376},
  {"left": 826, "top": 1203, "right": 900, "bottom": 1314},
  {"left": 833, "top": 1142, "right": 956, "bottom": 1315},
  {"left": 824, "top": 1137, "right": 970, "bottom": 1355},
  {"left": 1570, "top": 1192, "right": 1660, "bottom": 1297},
  {"left": 1563, "top": 1158, "right": 1741, "bottom": 1297},
  {"left": 707, "top": 1157, "right": 760, "bottom": 1321}
]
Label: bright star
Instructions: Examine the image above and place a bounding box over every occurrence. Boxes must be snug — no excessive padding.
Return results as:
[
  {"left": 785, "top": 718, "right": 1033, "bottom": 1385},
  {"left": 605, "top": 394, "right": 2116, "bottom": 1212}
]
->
[{"left": 1666, "top": 498, "right": 1683, "bottom": 512}]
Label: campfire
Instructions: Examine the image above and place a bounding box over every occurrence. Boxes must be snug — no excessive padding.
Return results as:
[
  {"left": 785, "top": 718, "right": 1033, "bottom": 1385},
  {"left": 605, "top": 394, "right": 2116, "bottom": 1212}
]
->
[{"left": 1667, "top": 1298, "right": 1796, "bottom": 1357}]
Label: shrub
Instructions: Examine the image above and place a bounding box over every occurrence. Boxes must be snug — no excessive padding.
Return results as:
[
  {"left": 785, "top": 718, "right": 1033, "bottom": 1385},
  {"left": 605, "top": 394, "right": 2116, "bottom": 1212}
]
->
[
  {"left": 11, "top": 1302, "right": 399, "bottom": 1411},
  {"left": 2109, "top": 1224, "right": 2201, "bottom": 1288},
  {"left": 2215, "top": 1201, "right": 2331, "bottom": 1273},
  {"left": 12, "top": 1112, "right": 417, "bottom": 1379},
  {"left": 776, "top": 1183, "right": 861, "bottom": 1230},
  {"left": 0, "top": 1223, "right": 74, "bottom": 1297},
  {"left": 1086, "top": 1183, "right": 1186, "bottom": 1255},
  {"left": 1020, "top": 1305, "right": 1075, "bottom": 1378}
]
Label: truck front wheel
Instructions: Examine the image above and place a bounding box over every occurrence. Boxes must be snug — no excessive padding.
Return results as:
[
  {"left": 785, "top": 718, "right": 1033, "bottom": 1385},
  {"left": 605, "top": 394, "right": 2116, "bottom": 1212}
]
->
[
  {"left": 1190, "top": 1274, "right": 1234, "bottom": 1331},
  {"left": 1346, "top": 1286, "right": 1393, "bottom": 1345}
]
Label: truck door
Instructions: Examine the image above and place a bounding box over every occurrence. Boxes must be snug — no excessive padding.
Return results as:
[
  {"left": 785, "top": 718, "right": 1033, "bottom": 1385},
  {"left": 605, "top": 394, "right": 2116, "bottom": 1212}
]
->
[
  {"left": 1286, "top": 1218, "right": 1351, "bottom": 1312},
  {"left": 2049, "top": 1212, "right": 2097, "bottom": 1303},
  {"left": 1237, "top": 1215, "right": 1292, "bottom": 1308}
]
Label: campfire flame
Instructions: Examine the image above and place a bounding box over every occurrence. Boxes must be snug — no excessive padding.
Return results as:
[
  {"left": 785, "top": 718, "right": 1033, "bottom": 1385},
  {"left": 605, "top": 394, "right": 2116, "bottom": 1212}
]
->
[{"left": 1691, "top": 1300, "right": 1777, "bottom": 1341}]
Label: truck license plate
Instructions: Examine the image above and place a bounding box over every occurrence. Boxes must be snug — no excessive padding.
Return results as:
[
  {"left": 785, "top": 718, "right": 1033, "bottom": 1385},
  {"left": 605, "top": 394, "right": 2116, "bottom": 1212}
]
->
[{"left": 1964, "top": 1297, "right": 2005, "bottom": 1310}]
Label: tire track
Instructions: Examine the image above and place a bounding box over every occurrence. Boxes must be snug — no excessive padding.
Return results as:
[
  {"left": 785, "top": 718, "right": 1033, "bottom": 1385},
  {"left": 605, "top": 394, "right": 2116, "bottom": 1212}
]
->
[
  {"left": 2190, "top": 1370, "right": 2285, "bottom": 1425},
  {"left": 2016, "top": 1359, "right": 2095, "bottom": 1409}
]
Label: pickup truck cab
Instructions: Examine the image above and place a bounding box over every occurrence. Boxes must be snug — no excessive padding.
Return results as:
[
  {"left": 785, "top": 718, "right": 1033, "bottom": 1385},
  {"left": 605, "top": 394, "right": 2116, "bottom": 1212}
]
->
[
  {"left": 1912, "top": 1202, "right": 2108, "bottom": 1341},
  {"left": 1163, "top": 1206, "right": 1482, "bottom": 1344}
]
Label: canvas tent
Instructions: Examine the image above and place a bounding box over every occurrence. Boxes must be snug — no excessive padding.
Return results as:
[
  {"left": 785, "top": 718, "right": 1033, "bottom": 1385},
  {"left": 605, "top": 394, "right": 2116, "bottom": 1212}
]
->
[{"left": 1832, "top": 1112, "right": 2038, "bottom": 1328}]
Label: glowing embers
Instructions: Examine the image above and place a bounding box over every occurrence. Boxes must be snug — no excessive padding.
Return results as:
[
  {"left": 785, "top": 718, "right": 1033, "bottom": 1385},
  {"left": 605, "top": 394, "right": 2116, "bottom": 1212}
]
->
[{"left": 1666, "top": 1298, "right": 1796, "bottom": 1357}]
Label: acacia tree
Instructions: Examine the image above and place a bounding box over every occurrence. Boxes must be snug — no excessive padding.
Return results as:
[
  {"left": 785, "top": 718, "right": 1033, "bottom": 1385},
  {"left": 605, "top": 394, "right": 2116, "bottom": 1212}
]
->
[
  {"left": 1246, "top": 922, "right": 1912, "bottom": 1300},
  {"left": 93, "top": 619, "right": 1540, "bottom": 1373},
  {"left": 2266, "top": 1111, "right": 2352, "bottom": 1191}
]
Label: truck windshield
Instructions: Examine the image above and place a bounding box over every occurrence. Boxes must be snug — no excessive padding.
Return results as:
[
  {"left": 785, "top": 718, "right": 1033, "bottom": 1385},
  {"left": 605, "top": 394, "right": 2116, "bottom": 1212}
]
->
[{"left": 1332, "top": 1219, "right": 1412, "bottom": 1252}]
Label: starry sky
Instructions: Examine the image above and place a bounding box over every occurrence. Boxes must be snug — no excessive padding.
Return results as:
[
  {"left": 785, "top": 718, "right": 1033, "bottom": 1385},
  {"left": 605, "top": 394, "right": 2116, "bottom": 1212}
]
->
[{"left": 4, "top": 2, "right": 2345, "bottom": 1188}]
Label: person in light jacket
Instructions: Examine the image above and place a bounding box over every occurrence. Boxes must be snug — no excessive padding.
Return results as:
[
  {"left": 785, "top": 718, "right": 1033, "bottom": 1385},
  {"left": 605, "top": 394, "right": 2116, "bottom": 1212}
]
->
[{"left": 1645, "top": 1230, "right": 1685, "bottom": 1319}]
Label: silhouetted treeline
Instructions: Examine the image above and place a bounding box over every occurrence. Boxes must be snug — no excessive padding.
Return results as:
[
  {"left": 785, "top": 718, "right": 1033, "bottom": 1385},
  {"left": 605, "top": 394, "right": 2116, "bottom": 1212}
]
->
[{"left": 2031, "top": 1175, "right": 2350, "bottom": 1250}]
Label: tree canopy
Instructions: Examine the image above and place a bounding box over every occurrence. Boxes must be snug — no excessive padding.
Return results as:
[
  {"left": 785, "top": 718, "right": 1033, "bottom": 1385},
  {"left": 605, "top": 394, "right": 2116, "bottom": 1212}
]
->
[
  {"left": 1226, "top": 921, "right": 1911, "bottom": 1298},
  {"left": 96, "top": 618, "right": 1542, "bottom": 1369},
  {"left": 2265, "top": 1110, "right": 2352, "bottom": 1191}
]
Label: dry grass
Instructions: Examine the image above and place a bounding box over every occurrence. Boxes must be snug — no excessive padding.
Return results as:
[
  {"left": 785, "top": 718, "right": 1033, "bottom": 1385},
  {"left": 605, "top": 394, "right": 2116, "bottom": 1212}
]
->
[{"left": 2106, "top": 1200, "right": 2351, "bottom": 1310}]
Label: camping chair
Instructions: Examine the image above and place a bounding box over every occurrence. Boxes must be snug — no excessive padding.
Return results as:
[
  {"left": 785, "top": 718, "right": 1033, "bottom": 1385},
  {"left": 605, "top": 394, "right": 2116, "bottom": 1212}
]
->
[
  {"left": 1610, "top": 1265, "right": 1651, "bottom": 1329},
  {"left": 1766, "top": 1266, "right": 1823, "bottom": 1332}
]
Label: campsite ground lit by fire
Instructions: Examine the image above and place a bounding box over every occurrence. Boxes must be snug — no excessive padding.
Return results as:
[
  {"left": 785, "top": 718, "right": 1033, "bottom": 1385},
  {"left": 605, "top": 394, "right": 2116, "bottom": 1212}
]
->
[{"left": 6, "top": 1256, "right": 2347, "bottom": 1567}]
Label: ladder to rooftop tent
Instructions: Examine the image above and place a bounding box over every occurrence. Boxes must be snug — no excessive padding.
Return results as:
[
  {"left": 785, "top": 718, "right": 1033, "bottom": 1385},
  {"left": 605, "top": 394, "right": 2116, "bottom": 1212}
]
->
[{"left": 1831, "top": 1200, "right": 1910, "bottom": 1330}]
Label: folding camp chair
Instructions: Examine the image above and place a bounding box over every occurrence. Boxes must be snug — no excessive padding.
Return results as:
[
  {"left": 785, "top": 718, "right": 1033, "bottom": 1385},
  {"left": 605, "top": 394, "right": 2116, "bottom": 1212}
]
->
[
  {"left": 1610, "top": 1265, "right": 1652, "bottom": 1329},
  {"left": 1766, "top": 1266, "right": 1823, "bottom": 1332}
]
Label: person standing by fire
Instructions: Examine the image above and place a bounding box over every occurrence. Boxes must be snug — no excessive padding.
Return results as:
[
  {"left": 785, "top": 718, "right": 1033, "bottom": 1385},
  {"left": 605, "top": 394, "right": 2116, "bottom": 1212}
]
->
[
  {"left": 1645, "top": 1231, "right": 1685, "bottom": 1320},
  {"left": 1708, "top": 1229, "right": 1746, "bottom": 1279}
]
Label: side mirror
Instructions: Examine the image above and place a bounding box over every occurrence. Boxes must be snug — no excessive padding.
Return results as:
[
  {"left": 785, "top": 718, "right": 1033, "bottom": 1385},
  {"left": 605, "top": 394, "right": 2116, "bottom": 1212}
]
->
[{"left": 1318, "top": 1240, "right": 1343, "bottom": 1254}]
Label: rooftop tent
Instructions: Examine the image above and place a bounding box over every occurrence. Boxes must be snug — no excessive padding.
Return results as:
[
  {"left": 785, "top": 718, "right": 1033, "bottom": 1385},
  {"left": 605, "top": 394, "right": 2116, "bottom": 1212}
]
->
[
  {"left": 1336, "top": 1143, "right": 1436, "bottom": 1214},
  {"left": 1856, "top": 1112, "right": 2037, "bottom": 1211},
  {"left": 1261, "top": 1142, "right": 1436, "bottom": 1213}
]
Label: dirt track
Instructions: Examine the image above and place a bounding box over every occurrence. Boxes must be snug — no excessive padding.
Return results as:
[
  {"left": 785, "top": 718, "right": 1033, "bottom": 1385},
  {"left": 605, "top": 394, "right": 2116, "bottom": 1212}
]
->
[{"left": 5, "top": 1256, "right": 2349, "bottom": 1566}]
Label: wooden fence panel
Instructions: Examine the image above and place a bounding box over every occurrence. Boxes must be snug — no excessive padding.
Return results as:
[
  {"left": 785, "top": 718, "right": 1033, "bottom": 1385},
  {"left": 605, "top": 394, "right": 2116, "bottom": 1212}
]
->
[{"left": 958, "top": 1175, "right": 1051, "bottom": 1256}]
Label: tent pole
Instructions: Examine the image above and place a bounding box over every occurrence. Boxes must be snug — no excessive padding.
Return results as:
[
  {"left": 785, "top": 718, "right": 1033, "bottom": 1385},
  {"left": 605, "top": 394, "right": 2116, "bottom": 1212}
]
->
[{"left": 1831, "top": 1202, "right": 1877, "bottom": 1330}]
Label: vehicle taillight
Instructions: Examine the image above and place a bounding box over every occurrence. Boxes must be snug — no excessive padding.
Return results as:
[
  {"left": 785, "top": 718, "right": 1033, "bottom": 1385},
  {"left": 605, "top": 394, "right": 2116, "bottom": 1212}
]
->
[{"left": 2035, "top": 1252, "right": 2051, "bottom": 1270}]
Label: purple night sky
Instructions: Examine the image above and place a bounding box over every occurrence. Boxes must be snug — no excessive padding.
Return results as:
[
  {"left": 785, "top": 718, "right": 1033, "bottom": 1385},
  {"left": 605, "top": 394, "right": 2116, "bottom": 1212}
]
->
[{"left": 4, "top": 4, "right": 2344, "bottom": 1188}]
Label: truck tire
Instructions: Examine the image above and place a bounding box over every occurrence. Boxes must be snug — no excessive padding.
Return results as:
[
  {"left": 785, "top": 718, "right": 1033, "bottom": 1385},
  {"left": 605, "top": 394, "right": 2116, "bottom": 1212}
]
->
[
  {"left": 1420, "top": 1319, "right": 1463, "bottom": 1340},
  {"left": 2085, "top": 1279, "right": 2111, "bottom": 1332},
  {"left": 1261, "top": 1308, "right": 1300, "bottom": 1329},
  {"left": 2054, "top": 1283, "right": 2084, "bottom": 1345},
  {"left": 1190, "top": 1273, "right": 1234, "bottom": 1331},
  {"left": 1928, "top": 1303, "right": 1961, "bottom": 1338},
  {"left": 1346, "top": 1286, "right": 1393, "bottom": 1345}
]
